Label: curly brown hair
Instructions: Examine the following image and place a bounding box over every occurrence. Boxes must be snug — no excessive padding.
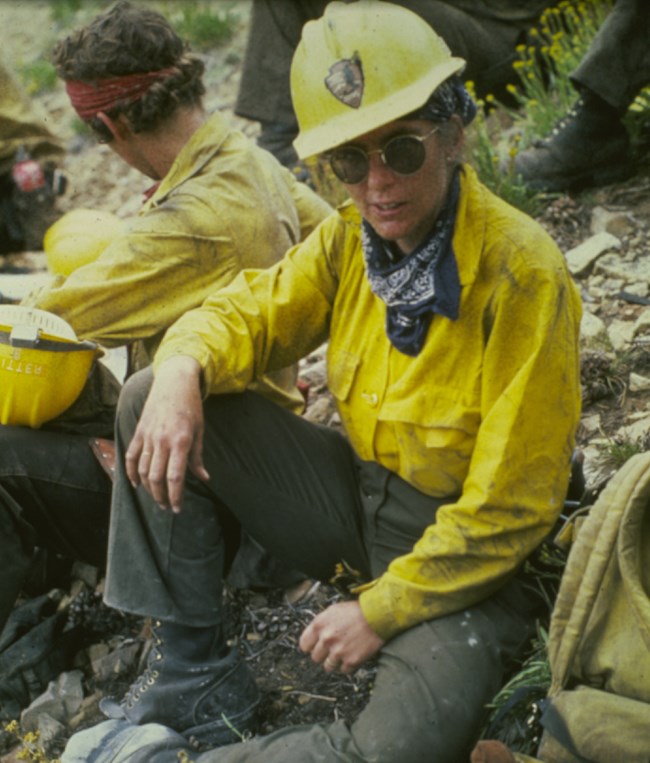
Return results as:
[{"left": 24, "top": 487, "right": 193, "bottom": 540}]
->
[{"left": 52, "top": 1, "right": 205, "bottom": 142}]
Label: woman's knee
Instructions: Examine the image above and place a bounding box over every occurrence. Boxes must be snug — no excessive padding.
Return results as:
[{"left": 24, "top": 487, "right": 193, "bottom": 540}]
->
[{"left": 349, "top": 616, "right": 504, "bottom": 762}]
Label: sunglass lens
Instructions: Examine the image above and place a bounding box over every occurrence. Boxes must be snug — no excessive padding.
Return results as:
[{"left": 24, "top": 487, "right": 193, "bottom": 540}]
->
[
  {"left": 384, "top": 136, "right": 426, "bottom": 175},
  {"left": 330, "top": 147, "right": 368, "bottom": 184}
]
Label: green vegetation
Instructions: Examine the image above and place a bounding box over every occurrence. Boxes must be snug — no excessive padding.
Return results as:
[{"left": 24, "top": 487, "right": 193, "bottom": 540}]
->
[
  {"left": 503, "top": 0, "right": 613, "bottom": 140},
  {"left": 48, "top": 1, "right": 240, "bottom": 55},
  {"left": 49, "top": 0, "right": 86, "bottom": 26},
  {"left": 482, "top": 629, "right": 552, "bottom": 756},
  {"left": 3, "top": 720, "right": 60, "bottom": 762},
  {"left": 16, "top": 60, "right": 58, "bottom": 95},
  {"left": 605, "top": 436, "right": 648, "bottom": 469},
  {"left": 465, "top": 92, "right": 543, "bottom": 217},
  {"left": 70, "top": 116, "right": 92, "bottom": 139},
  {"left": 168, "top": 3, "right": 239, "bottom": 51}
]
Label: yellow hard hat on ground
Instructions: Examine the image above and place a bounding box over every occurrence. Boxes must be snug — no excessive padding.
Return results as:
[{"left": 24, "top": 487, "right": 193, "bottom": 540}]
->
[
  {"left": 43, "top": 208, "right": 126, "bottom": 277},
  {"left": 0, "top": 305, "right": 99, "bottom": 428},
  {"left": 291, "top": 0, "right": 465, "bottom": 159}
]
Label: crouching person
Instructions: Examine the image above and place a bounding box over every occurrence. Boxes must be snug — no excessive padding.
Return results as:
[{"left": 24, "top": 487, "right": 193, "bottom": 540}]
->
[
  {"left": 0, "top": 0, "right": 331, "bottom": 648},
  {"left": 65, "top": 3, "right": 582, "bottom": 761}
]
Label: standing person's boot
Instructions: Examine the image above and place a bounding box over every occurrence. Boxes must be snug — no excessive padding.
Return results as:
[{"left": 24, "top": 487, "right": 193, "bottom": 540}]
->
[
  {"left": 511, "top": 90, "right": 632, "bottom": 192},
  {"left": 99, "top": 621, "right": 260, "bottom": 747}
]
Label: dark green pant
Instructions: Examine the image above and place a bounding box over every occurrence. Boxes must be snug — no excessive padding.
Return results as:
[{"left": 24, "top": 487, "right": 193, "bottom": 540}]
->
[
  {"left": 105, "top": 368, "right": 536, "bottom": 762},
  {"left": 572, "top": 0, "right": 650, "bottom": 112}
]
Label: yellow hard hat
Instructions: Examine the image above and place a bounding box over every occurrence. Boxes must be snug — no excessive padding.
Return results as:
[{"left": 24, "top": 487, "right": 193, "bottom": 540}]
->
[
  {"left": 291, "top": 0, "right": 465, "bottom": 159},
  {"left": 0, "top": 306, "right": 99, "bottom": 428},
  {"left": 43, "top": 208, "right": 126, "bottom": 277}
]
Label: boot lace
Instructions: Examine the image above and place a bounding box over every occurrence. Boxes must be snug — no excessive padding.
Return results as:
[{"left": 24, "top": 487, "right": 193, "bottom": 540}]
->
[
  {"left": 123, "top": 621, "right": 163, "bottom": 709},
  {"left": 547, "top": 98, "right": 585, "bottom": 139}
]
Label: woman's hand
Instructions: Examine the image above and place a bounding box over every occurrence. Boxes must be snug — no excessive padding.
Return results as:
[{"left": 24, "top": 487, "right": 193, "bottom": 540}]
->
[
  {"left": 299, "top": 600, "right": 384, "bottom": 674},
  {"left": 125, "top": 356, "right": 209, "bottom": 513}
]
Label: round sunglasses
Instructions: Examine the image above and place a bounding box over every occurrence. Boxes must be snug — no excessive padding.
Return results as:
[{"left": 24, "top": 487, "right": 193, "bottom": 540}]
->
[{"left": 329, "top": 125, "right": 440, "bottom": 184}]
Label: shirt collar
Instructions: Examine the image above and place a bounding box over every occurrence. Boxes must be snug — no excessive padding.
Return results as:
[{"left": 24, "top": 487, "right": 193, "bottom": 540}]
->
[{"left": 141, "top": 111, "right": 230, "bottom": 210}]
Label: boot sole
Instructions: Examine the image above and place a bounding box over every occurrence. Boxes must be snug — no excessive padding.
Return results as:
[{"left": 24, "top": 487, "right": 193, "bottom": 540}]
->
[
  {"left": 525, "top": 159, "right": 634, "bottom": 193},
  {"left": 99, "top": 694, "right": 260, "bottom": 747},
  {"left": 182, "top": 699, "right": 260, "bottom": 748}
]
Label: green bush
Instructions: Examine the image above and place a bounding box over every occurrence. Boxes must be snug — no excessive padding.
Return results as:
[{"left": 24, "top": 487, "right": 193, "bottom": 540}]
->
[
  {"left": 49, "top": 0, "right": 86, "bottom": 26},
  {"left": 171, "top": 3, "right": 239, "bottom": 50},
  {"left": 17, "top": 60, "right": 58, "bottom": 95}
]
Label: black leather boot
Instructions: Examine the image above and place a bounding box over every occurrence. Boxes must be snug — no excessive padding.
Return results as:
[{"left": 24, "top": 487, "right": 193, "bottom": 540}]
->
[
  {"left": 511, "top": 90, "right": 632, "bottom": 192},
  {"left": 100, "top": 621, "right": 260, "bottom": 748}
]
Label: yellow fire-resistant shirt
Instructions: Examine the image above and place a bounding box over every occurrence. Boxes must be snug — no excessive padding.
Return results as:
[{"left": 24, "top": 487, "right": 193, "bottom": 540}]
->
[
  {"left": 155, "top": 164, "right": 582, "bottom": 641},
  {"left": 24, "top": 111, "right": 332, "bottom": 411}
]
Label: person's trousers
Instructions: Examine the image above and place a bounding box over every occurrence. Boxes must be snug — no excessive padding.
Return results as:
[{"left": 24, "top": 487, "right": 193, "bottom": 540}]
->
[
  {"left": 0, "top": 426, "right": 112, "bottom": 631},
  {"left": 105, "top": 368, "right": 537, "bottom": 762},
  {"left": 571, "top": 0, "right": 650, "bottom": 113}
]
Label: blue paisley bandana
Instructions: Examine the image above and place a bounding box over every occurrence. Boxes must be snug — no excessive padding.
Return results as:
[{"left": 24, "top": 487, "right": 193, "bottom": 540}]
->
[{"left": 361, "top": 170, "right": 461, "bottom": 357}]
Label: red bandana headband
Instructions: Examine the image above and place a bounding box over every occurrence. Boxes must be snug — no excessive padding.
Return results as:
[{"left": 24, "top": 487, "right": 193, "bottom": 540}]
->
[{"left": 65, "top": 67, "right": 177, "bottom": 121}]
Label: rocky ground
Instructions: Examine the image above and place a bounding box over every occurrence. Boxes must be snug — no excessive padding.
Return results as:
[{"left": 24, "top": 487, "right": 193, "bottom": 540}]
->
[{"left": 2, "top": 1, "right": 650, "bottom": 760}]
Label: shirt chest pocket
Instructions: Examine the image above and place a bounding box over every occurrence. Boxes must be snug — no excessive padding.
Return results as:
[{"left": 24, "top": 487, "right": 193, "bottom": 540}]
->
[{"left": 379, "top": 389, "right": 480, "bottom": 452}]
